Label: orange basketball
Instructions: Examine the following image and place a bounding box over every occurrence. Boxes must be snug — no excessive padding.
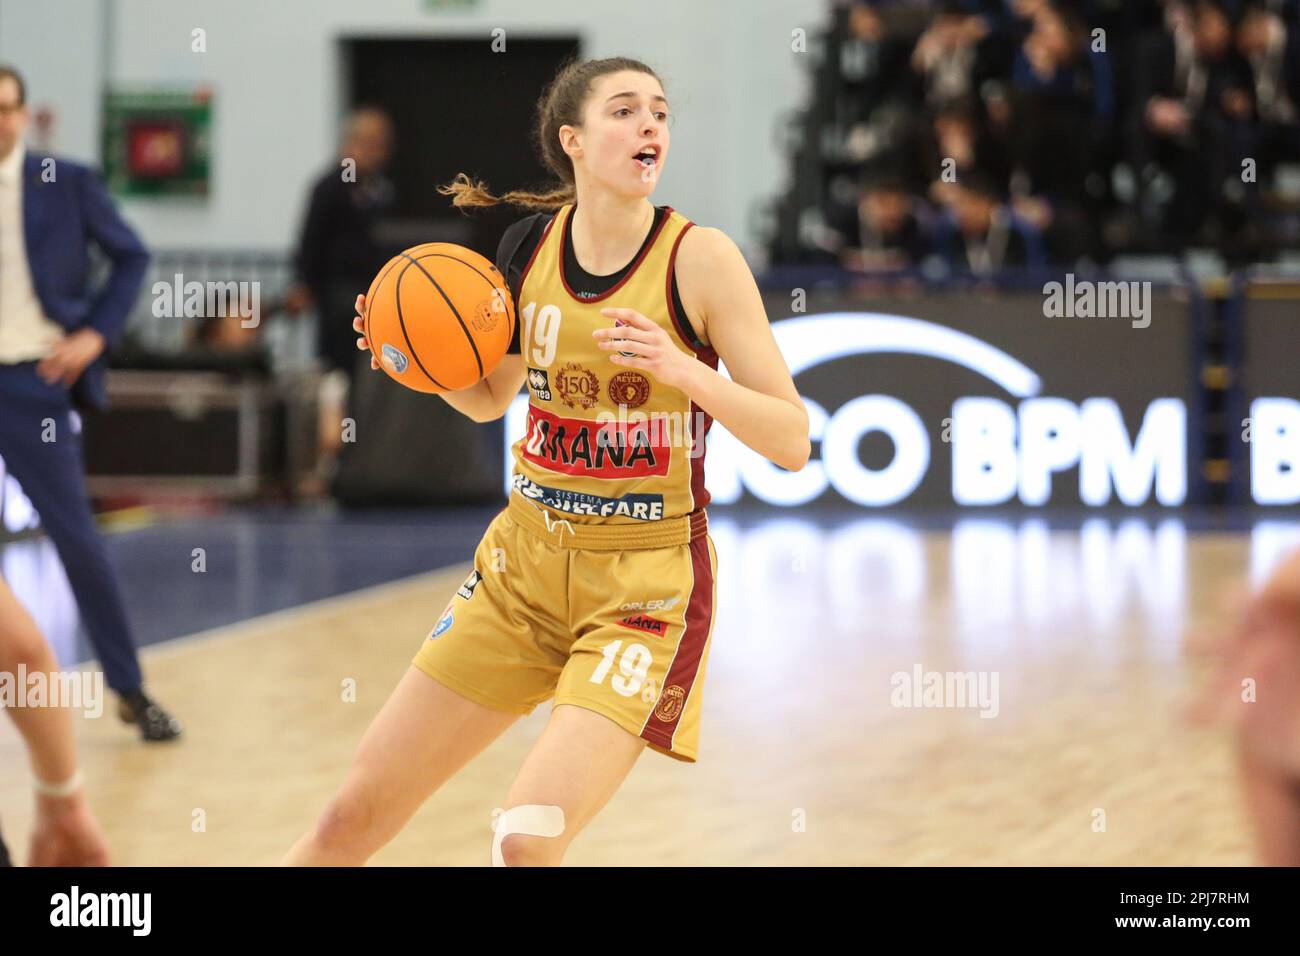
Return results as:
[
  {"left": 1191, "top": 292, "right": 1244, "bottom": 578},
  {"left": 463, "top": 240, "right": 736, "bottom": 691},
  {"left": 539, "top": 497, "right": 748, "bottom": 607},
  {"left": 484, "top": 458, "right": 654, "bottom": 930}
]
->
[{"left": 362, "top": 243, "right": 515, "bottom": 393}]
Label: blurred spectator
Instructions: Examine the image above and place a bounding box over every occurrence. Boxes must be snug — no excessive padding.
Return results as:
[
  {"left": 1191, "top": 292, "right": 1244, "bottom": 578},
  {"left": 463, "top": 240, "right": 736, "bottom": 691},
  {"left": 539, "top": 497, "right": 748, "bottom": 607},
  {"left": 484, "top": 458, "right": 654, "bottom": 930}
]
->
[
  {"left": 286, "top": 107, "right": 395, "bottom": 494},
  {"left": 908, "top": 2, "right": 1004, "bottom": 106},
  {"left": 1008, "top": 1, "right": 1114, "bottom": 260},
  {"left": 1129, "top": 0, "right": 1254, "bottom": 242},
  {"left": 837, "top": 3, "right": 931, "bottom": 165},
  {"left": 1005, "top": 0, "right": 1050, "bottom": 41},
  {"left": 191, "top": 309, "right": 263, "bottom": 355},
  {"left": 931, "top": 172, "right": 1047, "bottom": 273},
  {"left": 1013, "top": 1, "right": 1113, "bottom": 130},
  {"left": 839, "top": 3, "right": 916, "bottom": 124},
  {"left": 914, "top": 98, "right": 1011, "bottom": 202},
  {"left": 777, "top": 0, "right": 1300, "bottom": 269},
  {"left": 1237, "top": 2, "right": 1300, "bottom": 184},
  {"left": 181, "top": 303, "right": 273, "bottom": 377},
  {"left": 288, "top": 107, "right": 395, "bottom": 379},
  {"left": 828, "top": 174, "right": 932, "bottom": 270}
]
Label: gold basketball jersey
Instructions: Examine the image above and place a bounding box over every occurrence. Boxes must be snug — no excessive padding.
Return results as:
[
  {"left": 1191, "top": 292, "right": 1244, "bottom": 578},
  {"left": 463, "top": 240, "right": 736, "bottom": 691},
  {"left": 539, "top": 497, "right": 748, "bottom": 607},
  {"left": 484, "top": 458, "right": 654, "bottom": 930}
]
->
[{"left": 510, "top": 203, "right": 718, "bottom": 523}]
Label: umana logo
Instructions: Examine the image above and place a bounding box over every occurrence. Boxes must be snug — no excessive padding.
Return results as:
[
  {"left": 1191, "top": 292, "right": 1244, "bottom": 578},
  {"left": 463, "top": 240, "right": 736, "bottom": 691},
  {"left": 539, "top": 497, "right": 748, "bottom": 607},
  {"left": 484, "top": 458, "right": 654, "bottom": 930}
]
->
[
  {"left": 619, "top": 614, "right": 668, "bottom": 636},
  {"left": 521, "top": 405, "right": 670, "bottom": 479}
]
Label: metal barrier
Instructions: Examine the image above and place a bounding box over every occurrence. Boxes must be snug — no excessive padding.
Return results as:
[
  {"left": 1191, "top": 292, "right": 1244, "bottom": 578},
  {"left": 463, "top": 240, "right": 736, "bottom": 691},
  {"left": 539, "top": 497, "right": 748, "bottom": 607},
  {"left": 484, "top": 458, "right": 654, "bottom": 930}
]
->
[{"left": 124, "top": 250, "right": 314, "bottom": 369}]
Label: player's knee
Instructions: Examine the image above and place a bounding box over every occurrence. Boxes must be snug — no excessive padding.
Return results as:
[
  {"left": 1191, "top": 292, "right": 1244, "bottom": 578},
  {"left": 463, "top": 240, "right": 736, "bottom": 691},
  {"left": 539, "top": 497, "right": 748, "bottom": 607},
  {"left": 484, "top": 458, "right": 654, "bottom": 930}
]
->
[
  {"left": 0, "top": 623, "right": 52, "bottom": 674},
  {"left": 312, "top": 787, "right": 379, "bottom": 852},
  {"left": 492, "top": 803, "right": 567, "bottom": 866},
  {"left": 497, "top": 831, "right": 564, "bottom": 867}
]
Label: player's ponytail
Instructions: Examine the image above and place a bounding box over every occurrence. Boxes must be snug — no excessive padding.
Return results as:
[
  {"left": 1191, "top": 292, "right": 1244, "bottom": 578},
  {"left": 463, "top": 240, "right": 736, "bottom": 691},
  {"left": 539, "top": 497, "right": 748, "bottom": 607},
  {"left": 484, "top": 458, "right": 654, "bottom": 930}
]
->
[
  {"left": 440, "top": 55, "right": 662, "bottom": 212},
  {"left": 438, "top": 173, "right": 575, "bottom": 211}
]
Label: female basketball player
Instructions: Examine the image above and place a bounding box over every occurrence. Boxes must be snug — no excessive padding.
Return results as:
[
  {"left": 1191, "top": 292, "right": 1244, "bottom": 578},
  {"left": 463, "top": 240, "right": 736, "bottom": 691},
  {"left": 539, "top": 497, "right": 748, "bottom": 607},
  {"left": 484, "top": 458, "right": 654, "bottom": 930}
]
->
[{"left": 284, "top": 56, "right": 809, "bottom": 866}]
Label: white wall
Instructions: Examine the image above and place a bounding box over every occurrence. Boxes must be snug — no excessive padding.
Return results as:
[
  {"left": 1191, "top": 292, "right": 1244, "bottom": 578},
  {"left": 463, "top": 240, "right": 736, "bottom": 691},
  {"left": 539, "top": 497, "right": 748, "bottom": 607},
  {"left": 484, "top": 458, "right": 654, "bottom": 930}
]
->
[
  {"left": 0, "top": 0, "right": 105, "bottom": 160},
  {"left": 0, "top": 0, "right": 825, "bottom": 258}
]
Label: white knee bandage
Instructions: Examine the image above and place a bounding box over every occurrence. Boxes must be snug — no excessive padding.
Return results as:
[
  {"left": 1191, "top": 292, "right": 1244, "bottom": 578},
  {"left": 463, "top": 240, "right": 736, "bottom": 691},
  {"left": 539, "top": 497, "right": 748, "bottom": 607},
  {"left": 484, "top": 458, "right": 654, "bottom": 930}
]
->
[{"left": 491, "top": 804, "right": 566, "bottom": 867}]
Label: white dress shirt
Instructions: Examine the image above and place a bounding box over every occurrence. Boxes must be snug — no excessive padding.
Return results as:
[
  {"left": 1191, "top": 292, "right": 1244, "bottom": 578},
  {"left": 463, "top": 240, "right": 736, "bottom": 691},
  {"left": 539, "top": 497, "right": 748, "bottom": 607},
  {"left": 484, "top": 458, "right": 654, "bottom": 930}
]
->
[{"left": 0, "top": 143, "right": 65, "bottom": 362}]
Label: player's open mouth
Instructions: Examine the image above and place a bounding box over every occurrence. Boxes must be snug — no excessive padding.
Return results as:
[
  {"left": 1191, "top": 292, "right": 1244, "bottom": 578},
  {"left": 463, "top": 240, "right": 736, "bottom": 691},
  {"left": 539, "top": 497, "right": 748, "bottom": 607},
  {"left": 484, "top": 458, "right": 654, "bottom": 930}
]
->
[{"left": 634, "top": 145, "right": 659, "bottom": 168}]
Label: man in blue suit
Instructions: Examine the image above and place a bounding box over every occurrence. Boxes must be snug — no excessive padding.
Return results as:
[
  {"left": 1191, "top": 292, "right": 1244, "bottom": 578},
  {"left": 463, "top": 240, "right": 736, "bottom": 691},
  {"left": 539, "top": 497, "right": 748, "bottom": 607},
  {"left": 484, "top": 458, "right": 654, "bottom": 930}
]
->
[{"left": 0, "top": 65, "right": 180, "bottom": 741}]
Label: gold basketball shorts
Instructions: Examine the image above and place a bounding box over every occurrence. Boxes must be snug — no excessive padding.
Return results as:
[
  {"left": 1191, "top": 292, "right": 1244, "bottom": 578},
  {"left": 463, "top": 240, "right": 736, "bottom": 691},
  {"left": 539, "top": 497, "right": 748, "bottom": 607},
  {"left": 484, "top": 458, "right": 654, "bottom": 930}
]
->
[{"left": 411, "top": 492, "right": 718, "bottom": 762}]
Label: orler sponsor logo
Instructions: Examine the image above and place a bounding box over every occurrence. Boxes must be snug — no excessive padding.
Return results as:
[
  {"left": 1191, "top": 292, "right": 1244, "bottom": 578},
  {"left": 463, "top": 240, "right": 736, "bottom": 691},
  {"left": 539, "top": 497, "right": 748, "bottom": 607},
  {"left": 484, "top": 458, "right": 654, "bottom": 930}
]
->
[
  {"left": 618, "top": 614, "right": 668, "bottom": 636},
  {"left": 521, "top": 405, "right": 670, "bottom": 479},
  {"left": 620, "top": 597, "right": 680, "bottom": 612}
]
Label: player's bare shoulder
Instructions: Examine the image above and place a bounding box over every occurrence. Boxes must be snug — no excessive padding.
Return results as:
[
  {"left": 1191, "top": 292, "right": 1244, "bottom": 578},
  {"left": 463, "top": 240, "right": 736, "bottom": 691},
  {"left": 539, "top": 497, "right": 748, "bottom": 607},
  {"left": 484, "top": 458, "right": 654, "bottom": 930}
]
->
[
  {"left": 673, "top": 225, "right": 747, "bottom": 348},
  {"left": 676, "top": 224, "right": 738, "bottom": 274}
]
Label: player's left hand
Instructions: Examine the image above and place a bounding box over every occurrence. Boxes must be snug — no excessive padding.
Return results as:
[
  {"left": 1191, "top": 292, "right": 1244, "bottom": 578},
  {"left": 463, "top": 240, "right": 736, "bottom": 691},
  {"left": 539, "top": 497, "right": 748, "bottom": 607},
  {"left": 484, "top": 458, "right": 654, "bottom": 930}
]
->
[
  {"left": 36, "top": 329, "right": 106, "bottom": 388},
  {"left": 594, "top": 308, "right": 694, "bottom": 390}
]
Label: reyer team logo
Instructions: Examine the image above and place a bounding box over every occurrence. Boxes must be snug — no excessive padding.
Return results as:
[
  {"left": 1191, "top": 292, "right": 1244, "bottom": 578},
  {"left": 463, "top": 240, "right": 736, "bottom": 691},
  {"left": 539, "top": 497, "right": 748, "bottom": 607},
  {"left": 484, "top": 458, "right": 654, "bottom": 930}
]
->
[
  {"left": 609, "top": 370, "right": 651, "bottom": 408},
  {"left": 653, "top": 684, "right": 686, "bottom": 722}
]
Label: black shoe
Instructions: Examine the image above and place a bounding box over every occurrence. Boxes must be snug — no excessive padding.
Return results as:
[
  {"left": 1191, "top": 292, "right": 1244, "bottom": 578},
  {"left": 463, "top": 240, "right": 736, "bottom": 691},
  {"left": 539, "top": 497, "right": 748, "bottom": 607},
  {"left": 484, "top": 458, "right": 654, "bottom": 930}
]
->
[{"left": 117, "top": 690, "right": 183, "bottom": 742}]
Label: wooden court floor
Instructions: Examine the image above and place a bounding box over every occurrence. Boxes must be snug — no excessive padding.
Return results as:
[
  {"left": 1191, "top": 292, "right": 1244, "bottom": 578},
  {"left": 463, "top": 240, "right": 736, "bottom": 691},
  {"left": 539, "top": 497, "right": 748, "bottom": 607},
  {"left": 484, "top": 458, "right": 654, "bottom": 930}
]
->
[{"left": 0, "top": 520, "right": 1266, "bottom": 865}]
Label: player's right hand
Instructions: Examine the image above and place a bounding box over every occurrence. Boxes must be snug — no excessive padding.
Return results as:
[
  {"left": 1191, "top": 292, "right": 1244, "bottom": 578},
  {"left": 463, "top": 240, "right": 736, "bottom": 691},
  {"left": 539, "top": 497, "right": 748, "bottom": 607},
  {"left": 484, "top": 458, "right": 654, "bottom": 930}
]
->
[
  {"left": 28, "top": 792, "right": 111, "bottom": 867},
  {"left": 354, "top": 294, "right": 379, "bottom": 370}
]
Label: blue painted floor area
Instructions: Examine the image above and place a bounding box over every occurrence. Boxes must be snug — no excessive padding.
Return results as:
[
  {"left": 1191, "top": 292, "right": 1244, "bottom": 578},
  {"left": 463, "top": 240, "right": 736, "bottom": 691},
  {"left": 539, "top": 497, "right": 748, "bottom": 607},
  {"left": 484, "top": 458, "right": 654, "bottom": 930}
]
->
[{"left": 0, "top": 504, "right": 500, "bottom": 668}]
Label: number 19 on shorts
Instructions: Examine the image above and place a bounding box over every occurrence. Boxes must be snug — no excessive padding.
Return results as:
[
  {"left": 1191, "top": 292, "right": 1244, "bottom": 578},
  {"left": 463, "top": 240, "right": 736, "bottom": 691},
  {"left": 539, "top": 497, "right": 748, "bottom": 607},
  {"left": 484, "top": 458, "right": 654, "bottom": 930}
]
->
[{"left": 590, "top": 640, "right": 653, "bottom": 697}]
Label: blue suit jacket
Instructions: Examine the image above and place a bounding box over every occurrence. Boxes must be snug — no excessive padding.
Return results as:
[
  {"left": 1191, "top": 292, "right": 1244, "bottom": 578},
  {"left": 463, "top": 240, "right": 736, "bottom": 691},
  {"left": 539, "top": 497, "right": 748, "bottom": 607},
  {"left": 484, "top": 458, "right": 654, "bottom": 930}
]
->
[{"left": 21, "top": 152, "right": 149, "bottom": 412}]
